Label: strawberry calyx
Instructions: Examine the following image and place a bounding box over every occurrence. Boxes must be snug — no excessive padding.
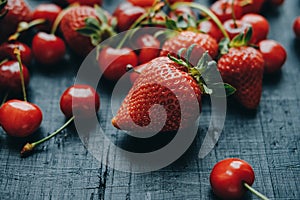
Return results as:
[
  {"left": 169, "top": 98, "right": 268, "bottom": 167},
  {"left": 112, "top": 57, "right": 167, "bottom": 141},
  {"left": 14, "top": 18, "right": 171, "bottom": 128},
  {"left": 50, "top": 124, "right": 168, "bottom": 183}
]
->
[
  {"left": 76, "top": 5, "right": 117, "bottom": 46},
  {"left": 168, "top": 45, "right": 236, "bottom": 96},
  {"left": 219, "top": 26, "right": 253, "bottom": 55},
  {"left": 0, "top": 0, "right": 7, "bottom": 19}
]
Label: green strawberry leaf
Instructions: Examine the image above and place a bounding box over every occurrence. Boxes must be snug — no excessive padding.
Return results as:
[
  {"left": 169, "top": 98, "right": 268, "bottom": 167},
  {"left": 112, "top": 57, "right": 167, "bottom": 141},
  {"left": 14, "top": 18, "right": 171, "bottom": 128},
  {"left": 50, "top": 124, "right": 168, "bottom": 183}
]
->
[
  {"left": 187, "top": 15, "right": 197, "bottom": 28},
  {"left": 219, "top": 38, "right": 230, "bottom": 55},
  {"left": 230, "top": 26, "right": 253, "bottom": 47},
  {"left": 177, "top": 47, "right": 186, "bottom": 59},
  {"left": 211, "top": 83, "right": 236, "bottom": 97},
  {"left": 185, "top": 43, "right": 196, "bottom": 66},
  {"left": 243, "top": 26, "right": 253, "bottom": 44},
  {"left": 165, "top": 18, "right": 178, "bottom": 30},
  {"left": 91, "top": 34, "right": 101, "bottom": 46},
  {"left": 177, "top": 15, "right": 188, "bottom": 29},
  {"left": 85, "top": 17, "right": 101, "bottom": 31},
  {"left": 76, "top": 27, "right": 98, "bottom": 36},
  {"left": 94, "top": 5, "right": 108, "bottom": 24}
]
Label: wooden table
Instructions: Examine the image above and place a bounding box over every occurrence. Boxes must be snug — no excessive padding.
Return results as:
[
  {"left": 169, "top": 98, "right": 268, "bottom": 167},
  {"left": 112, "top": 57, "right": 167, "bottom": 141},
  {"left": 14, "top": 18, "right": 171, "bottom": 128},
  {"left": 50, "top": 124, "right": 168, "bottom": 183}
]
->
[{"left": 1, "top": 0, "right": 299, "bottom": 199}]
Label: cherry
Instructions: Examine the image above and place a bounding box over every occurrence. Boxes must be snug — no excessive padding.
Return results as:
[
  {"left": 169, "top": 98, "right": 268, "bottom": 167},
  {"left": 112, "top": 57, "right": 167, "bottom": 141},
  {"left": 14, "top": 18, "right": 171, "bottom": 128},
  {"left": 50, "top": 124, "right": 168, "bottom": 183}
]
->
[
  {"left": 293, "top": 16, "right": 300, "bottom": 38},
  {"left": 113, "top": 2, "right": 146, "bottom": 32},
  {"left": 0, "top": 48, "right": 42, "bottom": 138},
  {"left": 128, "top": 0, "right": 156, "bottom": 7},
  {"left": 98, "top": 47, "right": 138, "bottom": 81},
  {"left": 236, "top": 0, "right": 265, "bottom": 14},
  {"left": 66, "top": 0, "right": 102, "bottom": 6},
  {"left": 21, "top": 84, "right": 100, "bottom": 156},
  {"left": 0, "top": 42, "right": 32, "bottom": 66},
  {"left": 60, "top": 84, "right": 100, "bottom": 119},
  {"left": 136, "top": 34, "right": 160, "bottom": 64},
  {"left": 32, "top": 3, "right": 62, "bottom": 31},
  {"left": 241, "top": 14, "right": 269, "bottom": 44},
  {"left": 223, "top": 19, "right": 251, "bottom": 40},
  {"left": 198, "top": 20, "right": 223, "bottom": 42},
  {"left": 0, "top": 100, "right": 43, "bottom": 137},
  {"left": 210, "top": 0, "right": 243, "bottom": 23},
  {"left": 258, "top": 40, "right": 287, "bottom": 74},
  {"left": 32, "top": 32, "right": 66, "bottom": 65},
  {"left": 210, "top": 158, "right": 268, "bottom": 200},
  {"left": 0, "top": 60, "right": 30, "bottom": 93}
]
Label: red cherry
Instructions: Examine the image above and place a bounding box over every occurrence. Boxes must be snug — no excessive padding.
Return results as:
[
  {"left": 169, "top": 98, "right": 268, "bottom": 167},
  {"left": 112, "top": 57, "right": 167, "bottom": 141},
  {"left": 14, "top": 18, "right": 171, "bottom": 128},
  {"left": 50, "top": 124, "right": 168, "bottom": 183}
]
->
[
  {"left": 0, "top": 42, "right": 32, "bottom": 66},
  {"left": 0, "top": 60, "right": 30, "bottom": 93},
  {"left": 223, "top": 19, "right": 251, "bottom": 39},
  {"left": 66, "top": 0, "right": 102, "bottom": 6},
  {"left": 198, "top": 20, "right": 223, "bottom": 42},
  {"left": 210, "top": 158, "right": 255, "bottom": 199},
  {"left": 293, "top": 16, "right": 300, "bottom": 38},
  {"left": 60, "top": 84, "right": 100, "bottom": 119},
  {"left": 128, "top": 0, "right": 155, "bottom": 7},
  {"left": 32, "top": 32, "right": 66, "bottom": 65},
  {"left": 0, "top": 100, "right": 43, "bottom": 137},
  {"left": 241, "top": 14, "right": 269, "bottom": 44},
  {"left": 32, "top": 3, "right": 62, "bottom": 31},
  {"left": 236, "top": 0, "right": 265, "bottom": 14},
  {"left": 136, "top": 34, "right": 160, "bottom": 64},
  {"left": 258, "top": 40, "right": 287, "bottom": 73},
  {"left": 98, "top": 47, "right": 138, "bottom": 81},
  {"left": 113, "top": 3, "right": 146, "bottom": 32},
  {"left": 210, "top": 0, "right": 243, "bottom": 23}
]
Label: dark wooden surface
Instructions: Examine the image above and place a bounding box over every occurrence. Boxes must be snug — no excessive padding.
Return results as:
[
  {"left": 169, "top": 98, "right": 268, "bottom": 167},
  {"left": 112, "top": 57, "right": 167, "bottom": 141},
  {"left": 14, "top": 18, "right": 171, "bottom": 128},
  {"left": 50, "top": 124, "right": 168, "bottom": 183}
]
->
[{"left": 1, "top": 0, "right": 300, "bottom": 199}]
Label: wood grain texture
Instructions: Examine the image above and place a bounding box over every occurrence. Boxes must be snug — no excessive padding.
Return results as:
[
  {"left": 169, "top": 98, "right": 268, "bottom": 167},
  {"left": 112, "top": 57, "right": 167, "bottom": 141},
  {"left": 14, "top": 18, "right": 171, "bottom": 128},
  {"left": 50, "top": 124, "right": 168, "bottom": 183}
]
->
[{"left": 0, "top": 0, "right": 300, "bottom": 200}]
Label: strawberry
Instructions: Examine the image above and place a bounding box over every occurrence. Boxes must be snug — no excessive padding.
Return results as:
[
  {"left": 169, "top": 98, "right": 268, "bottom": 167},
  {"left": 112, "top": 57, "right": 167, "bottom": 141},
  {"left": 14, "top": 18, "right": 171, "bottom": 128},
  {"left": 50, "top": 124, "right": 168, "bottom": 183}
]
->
[
  {"left": 218, "top": 47, "right": 264, "bottom": 109},
  {"left": 111, "top": 57, "right": 202, "bottom": 133},
  {"left": 160, "top": 31, "right": 219, "bottom": 63},
  {"left": 0, "top": 0, "right": 31, "bottom": 43},
  {"left": 60, "top": 6, "right": 115, "bottom": 56}
]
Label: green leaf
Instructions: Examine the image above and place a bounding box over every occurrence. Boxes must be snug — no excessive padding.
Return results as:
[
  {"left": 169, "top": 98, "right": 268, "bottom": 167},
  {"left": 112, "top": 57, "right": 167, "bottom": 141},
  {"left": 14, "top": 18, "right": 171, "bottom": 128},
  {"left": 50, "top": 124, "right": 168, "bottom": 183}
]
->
[
  {"left": 185, "top": 43, "right": 197, "bottom": 66},
  {"left": 195, "top": 51, "right": 209, "bottom": 71},
  {"left": 76, "top": 27, "right": 98, "bottom": 36},
  {"left": 243, "top": 26, "right": 253, "bottom": 44},
  {"left": 177, "top": 47, "right": 186, "bottom": 59},
  {"left": 230, "top": 32, "right": 244, "bottom": 47},
  {"left": 91, "top": 34, "right": 101, "bottom": 46},
  {"left": 85, "top": 17, "right": 101, "bottom": 30},
  {"left": 94, "top": 5, "right": 108, "bottom": 23},
  {"left": 176, "top": 15, "right": 188, "bottom": 29},
  {"left": 211, "top": 83, "right": 236, "bottom": 97},
  {"left": 219, "top": 38, "right": 230, "bottom": 55},
  {"left": 203, "top": 84, "right": 213, "bottom": 95},
  {"left": 110, "top": 17, "right": 118, "bottom": 29},
  {"left": 187, "top": 15, "right": 197, "bottom": 28},
  {"left": 165, "top": 18, "right": 178, "bottom": 30}
]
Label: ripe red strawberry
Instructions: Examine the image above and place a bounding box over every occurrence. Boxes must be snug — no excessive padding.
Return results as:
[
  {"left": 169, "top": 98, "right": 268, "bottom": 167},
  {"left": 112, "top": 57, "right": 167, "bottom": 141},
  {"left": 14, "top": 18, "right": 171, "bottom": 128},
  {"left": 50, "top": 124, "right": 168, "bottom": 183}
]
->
[
  {"left": 160, "top": 31, "right": 219, "bottom": 63},
  {"left": 66, "top": 0, "right": 102, "bottom": 6},
  {"left": 218, "top": 47, "right": 264, "bottom": 109},
  {"left": 0, "top": 0, "right": 31, "bottom": 43},
  {"left": 112, "top": 56, "right": 202, "bottom": 133},
  {"left": 60, "top": 6, "right": 115, "bottom": 56}
]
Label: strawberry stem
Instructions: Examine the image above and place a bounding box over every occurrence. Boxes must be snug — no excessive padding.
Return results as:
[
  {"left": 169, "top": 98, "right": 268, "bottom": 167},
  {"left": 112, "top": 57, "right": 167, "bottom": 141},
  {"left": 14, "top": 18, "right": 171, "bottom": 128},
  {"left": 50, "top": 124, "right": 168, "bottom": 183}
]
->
[
  {"left": 20, "top": 116, "right": 75, "bottom": 157},
  {"left": 244, "top": 183, "right": 270, "bottom": 200},
  {"left": 171, "top": 2, "right": 229, "bottom": 39},
  {"left": 9, "top": 19, "right": 46, "bottom": 41},
  {"left": 14, "top": 48, "right": 27, "bottom": 102}
]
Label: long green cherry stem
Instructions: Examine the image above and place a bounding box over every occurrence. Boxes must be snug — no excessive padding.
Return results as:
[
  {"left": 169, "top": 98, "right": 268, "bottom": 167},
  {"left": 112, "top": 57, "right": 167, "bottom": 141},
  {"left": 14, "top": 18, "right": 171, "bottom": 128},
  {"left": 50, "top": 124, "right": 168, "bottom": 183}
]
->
[
  {"left": 9, "top": 19, "right": 45, "bottom": 41},
  {"left": 244, "top": 183, "right": 270, "bottom": 200},
  {"left": 14, "top": 48, "right": 27, "bottom": 102},
  {"left": 171, "top": 2, "right": 230, "bottom": 39},
  {"left": 20, "top": 116, "right": 75, "bottom": 157}
]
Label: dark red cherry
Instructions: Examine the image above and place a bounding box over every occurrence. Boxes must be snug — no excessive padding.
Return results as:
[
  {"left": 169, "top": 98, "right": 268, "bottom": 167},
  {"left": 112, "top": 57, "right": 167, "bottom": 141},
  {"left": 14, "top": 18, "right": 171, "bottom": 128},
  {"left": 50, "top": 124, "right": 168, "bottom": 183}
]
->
[
  {"left": 0, "top": 42, "right": 32, "bottom": 66},
  {"left": 60, "top": 84, "right": 100, "bottom": 118},
  {"left": 0, "top": 100, "right": 43, "bottom": 137},
  {"left": 0, "top": 60, "right": 30, "bottom": 93}
]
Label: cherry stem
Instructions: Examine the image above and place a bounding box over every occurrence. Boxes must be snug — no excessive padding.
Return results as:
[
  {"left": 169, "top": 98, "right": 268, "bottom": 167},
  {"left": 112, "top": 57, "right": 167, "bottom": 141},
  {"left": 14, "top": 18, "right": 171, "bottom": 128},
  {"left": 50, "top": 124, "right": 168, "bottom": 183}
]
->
[
  {"left": 171, "top": 2, "right": 230, "bottom": 39},
  {"left": 0, "top": 58, "right": 8, "bottom": 65},
  {"left": 231, "top": 0, "right": 238, "bottom": 28},
  {"left": 14, "top": 48, "right": 27, "bottom": 102},
  {"left": 20, "top": 116, "right": 75, "bottom": 157},
  {"left": 1, "top": 92, "right": 8, "bottom": 107},
  {"left": 244, "top": 183, "right": 270, "bottom": 200},
  {"left": 9, "top": 19, "right": 45, "bottom": 41},
  {"left": 50, "top": 4, "right": 79, "bottom": 35},
  {"left": 116, "top": 2, "right": 165, "bottom": 49}
]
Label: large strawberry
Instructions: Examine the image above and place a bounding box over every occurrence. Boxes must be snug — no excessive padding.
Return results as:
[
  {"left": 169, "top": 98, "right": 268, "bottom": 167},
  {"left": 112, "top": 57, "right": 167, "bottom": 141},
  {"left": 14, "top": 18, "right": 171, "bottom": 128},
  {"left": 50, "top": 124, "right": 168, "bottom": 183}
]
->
[
  {"left": 60, "top": 6, "right": 115, "bottom": 56},
  {"left": 112, "top": 56, "right": 202, "bottom": 133},
  {"left": 218, "top": 47, "right": 264, "bottom": 109},
  {"left": 0, "top": 0, "right": 31, "bottom": 43},
  {"left": 160, "top": 31, "right": 219, "bottom": 63}
]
